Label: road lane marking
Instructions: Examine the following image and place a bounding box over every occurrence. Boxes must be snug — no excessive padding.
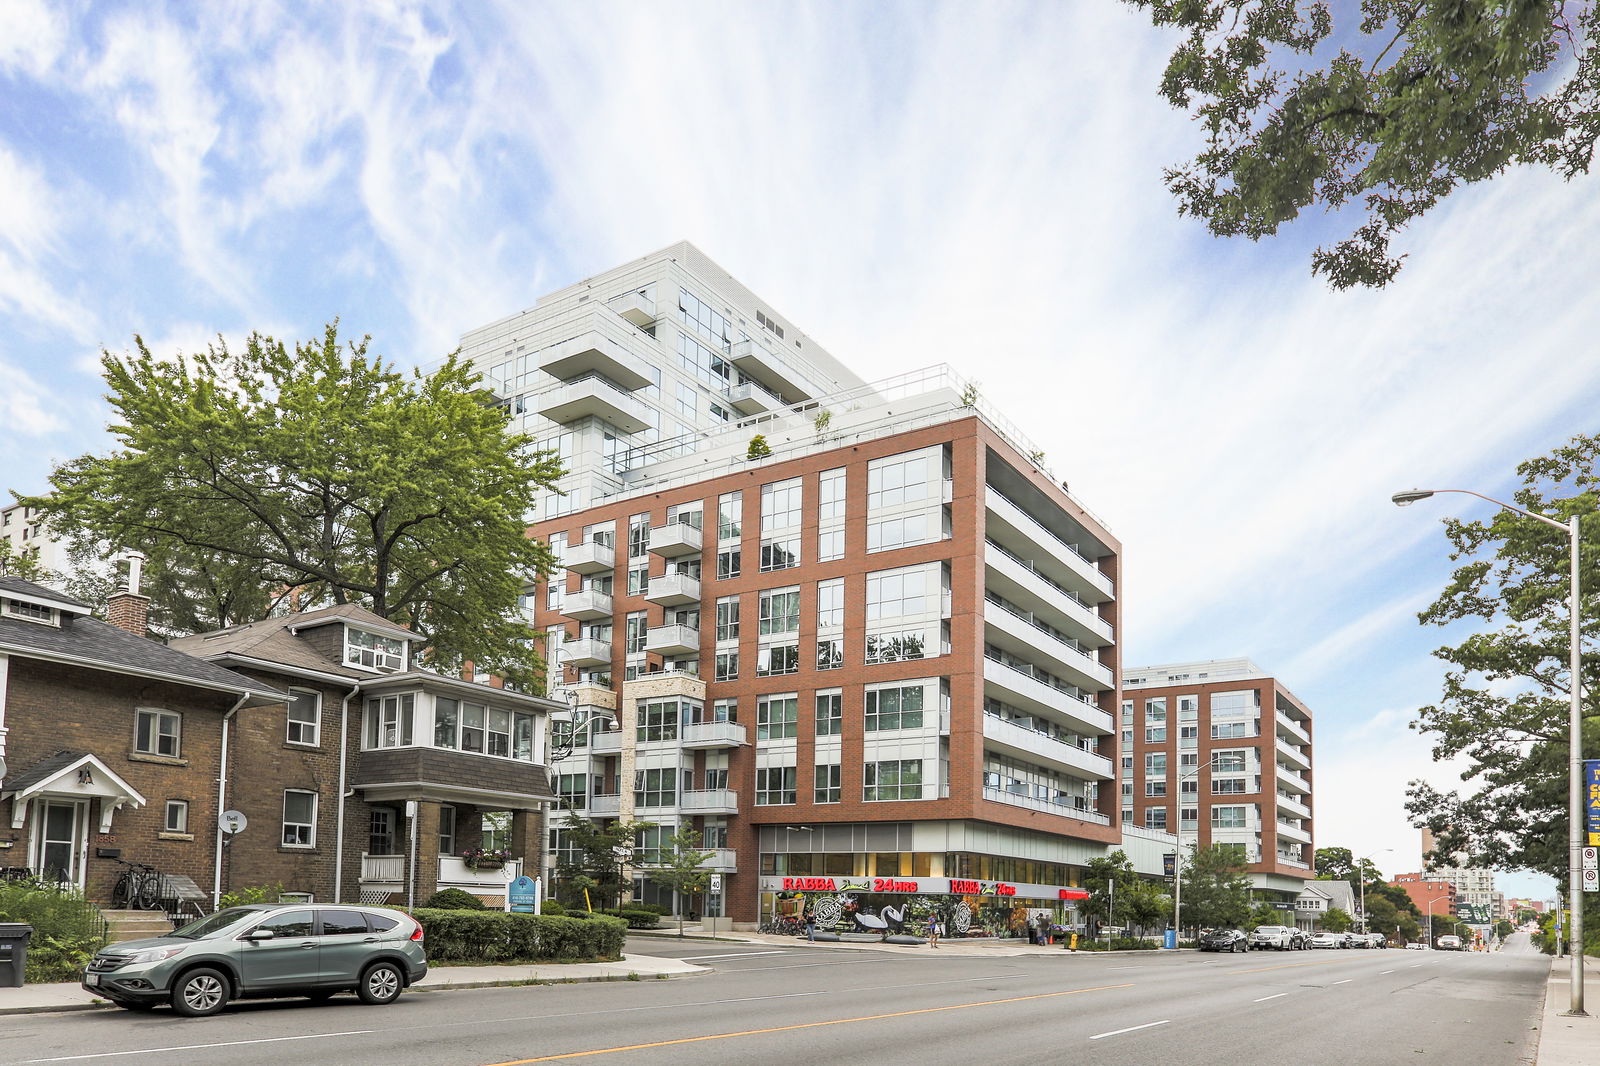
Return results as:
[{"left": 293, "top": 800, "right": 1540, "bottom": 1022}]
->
[
  {"left": 1332, "top": 979, "right": 1353, "bottom": 985},
  {"left": 20, "top": 1031, "right": 380, "bottom": 1063},
  {"left": 477, "top": 983, "right": 1134, "bottom": 1064},
  {"left": 1089, "top": 1020, "right": 1169, "bottom": 1040},
  {"left": 1380, "top": 970, "right": 1394, "bottom": 974},
  {"left": 676, "top": 950, "right": 791, "bottom": 961},
  {"left": 1254, "top": 993, "right": 1288, "bottom": 1002}
]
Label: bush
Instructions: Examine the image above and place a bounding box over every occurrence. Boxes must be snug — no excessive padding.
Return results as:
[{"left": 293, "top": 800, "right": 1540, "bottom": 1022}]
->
[
  {"left": 219, "top": 882, "right": 287, "bottom": 909},
  {"left": 539, "top": 900, "right": 566, "bottom": 916},
  {"left": 423, "top": 888, "right": 487, "bottom": 910},
  {"left": 412, "top": 909, "right": 626, "bottom": 962},
  {"left": 598, "top": 908, "right": 661, "bottom": 929},
  {"left": 0, "top": 880, "right": 108, "bottom": 982}
]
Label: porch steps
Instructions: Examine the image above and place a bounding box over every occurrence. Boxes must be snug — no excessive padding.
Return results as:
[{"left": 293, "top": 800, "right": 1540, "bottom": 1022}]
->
[{"left": 100, "top": 909, "right": 175, "bottom": 943}]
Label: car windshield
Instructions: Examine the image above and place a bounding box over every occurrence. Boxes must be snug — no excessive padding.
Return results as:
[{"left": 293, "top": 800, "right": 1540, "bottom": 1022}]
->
[{"left": 170, "top": 907, "right": 258, "bottom": 940}]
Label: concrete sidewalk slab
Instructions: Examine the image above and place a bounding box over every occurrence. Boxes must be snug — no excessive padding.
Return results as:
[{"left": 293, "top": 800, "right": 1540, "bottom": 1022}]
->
[
  {"left": 0, "top": 953, "right": 708, "bottom": 1016},
  {"left": 1535, "top": 954, "right": 1600, "bottom": 1066}
]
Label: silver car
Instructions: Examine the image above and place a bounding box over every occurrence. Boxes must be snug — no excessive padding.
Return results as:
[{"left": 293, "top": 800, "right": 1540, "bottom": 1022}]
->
[
  {"left": 83, "top": 903, "right": 427, "bottom": 1016},
  {"left": 1249, "top": 925, "right": 1297, "bottom": 951}
]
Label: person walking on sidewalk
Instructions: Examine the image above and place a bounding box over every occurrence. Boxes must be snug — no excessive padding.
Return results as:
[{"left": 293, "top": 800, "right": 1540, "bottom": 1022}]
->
[
  {"left": 927, "top": 916, "right": 942, "bottom": 948},
  {"left": 805, "top": 912, "right": 816, "bottom": 942}
]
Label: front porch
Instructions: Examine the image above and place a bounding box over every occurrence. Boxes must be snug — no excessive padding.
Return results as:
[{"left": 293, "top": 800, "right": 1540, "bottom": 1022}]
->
[{"left": 359, "top": 853, "right": 528, "bottom": 905}]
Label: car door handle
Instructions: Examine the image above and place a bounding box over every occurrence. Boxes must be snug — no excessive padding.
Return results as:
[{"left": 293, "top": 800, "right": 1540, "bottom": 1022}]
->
[
  {"left": 300, "top": 941, "right": 317, "bottom": 948},
  {"left": 363, "top": 937, "right": 378, "bottom": 943}
]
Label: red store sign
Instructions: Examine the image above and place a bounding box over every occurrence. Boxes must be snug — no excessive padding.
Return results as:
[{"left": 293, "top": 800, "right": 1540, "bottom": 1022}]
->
[{"left": 771, "top": 876, "right": 1085, "bottom": 899}]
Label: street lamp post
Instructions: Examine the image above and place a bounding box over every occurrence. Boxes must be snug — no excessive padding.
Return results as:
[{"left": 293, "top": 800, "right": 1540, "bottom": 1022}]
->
[
  {"left": 1358, "top": 848, "right": 1393, "bottom": 933},
  {"left": 1171, "top": 755, "right": 1228, "bottom": 947},
  {"left": 1426, "top": 894, "right": 1451, "bottom": 949},
  {"left": 1393, "top": 487, "right": 1585, "bottom": 1015}
]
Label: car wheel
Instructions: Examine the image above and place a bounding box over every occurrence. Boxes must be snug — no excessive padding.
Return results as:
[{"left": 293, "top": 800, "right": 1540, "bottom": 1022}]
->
[
  {"left": 357, "top": 962, "right": 403, "bottom": 1005},
  {"left": 170, "top": 967, "right": 229, "bottom": 1017}
]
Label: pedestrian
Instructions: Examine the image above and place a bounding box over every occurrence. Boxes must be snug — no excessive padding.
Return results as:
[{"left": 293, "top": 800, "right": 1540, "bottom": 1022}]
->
[
  {"left": 927, "top": 916, "right": 942, "bottom": 948},
  {"left": 805, "top": 911, "right": 816, "bottom": 942}
]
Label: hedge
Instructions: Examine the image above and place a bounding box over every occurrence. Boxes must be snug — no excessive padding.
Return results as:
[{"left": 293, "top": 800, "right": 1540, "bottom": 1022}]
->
[
  {"left": 0, "top": 880, "right": 107, "bottom": 982},
  {"left": 597, "top": 908, "right": 662, "bottom": 929},
  {"left": 422, "top": 888, "right": 487, "bottom": 910},
  {"left": 412, "top": 909, "right": 627, "bottom": 962}
]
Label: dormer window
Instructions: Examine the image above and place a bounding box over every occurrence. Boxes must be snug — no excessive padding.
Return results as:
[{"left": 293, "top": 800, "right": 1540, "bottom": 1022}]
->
[
  {"left": 346, "top": 627, "right": 405, "bottom": 672},
  {"left": 2, "top": 598, "right": 58, "bottom": 626}
]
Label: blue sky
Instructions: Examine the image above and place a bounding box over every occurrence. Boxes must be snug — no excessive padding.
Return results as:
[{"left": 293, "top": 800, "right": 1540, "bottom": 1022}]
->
[{"left": 3, "top": 1, "right": 1592, "bottom": 901}]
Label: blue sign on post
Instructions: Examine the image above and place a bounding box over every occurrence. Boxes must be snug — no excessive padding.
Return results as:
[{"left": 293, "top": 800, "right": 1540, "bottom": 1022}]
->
[
  {"left": 508, "top": 875, "right": 539, "bottom": 914},
  {"left": 1586, "top": 760, "right": 1600, "bottom": 847}
]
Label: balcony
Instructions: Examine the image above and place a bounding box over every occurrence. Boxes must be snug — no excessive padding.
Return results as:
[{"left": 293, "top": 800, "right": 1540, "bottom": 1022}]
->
[
  {"left": 724, "top": 379, "right": 786, "bottom": 415},
  {"left": 646, "top": 573, "right": 700, "bottom": 607},
  {"left": 648, "top": 522, "right": 703, "bottom": 557},
  {"left": 729, "top": 338, "right": 821, "bottom": 402},
  {"left": 1275, "top": 737, "right": 1311, "bottom": 771},
  {"left": 680, "top": 788, "right": 739, "bottom": 814},
  {"left": 562, "top": 637, "right": 611, "bottom": 668},
  {"left": 982, "top": 654, "right": 1113, "bottom": 735},
  {"left": 982, "top": 714, "right": 1113, "bottom": 780},
  {"left": 644, "top": 623, "right": 700, "bottom": 656},
  {"left": 564, "top": 589, "right": 613, "bottom": 621},
  {"left": 590, "top": 794, "right": 621, "bottom": 816},
  {"left": 562, "top": 540, "right": 615, "bottom": 575},
  {"left": 1275, "top": 818, "right": 1313, "bottom": 845},
  {"left": 538, "top": 327, "right": 653, "bottom": 390},
  {"left": 535, "top": 376, "right": 651, "bottom": 434},
  {"left": 1275, "top": 791, "right": 1312, "bottom": 819},
  {"left": 1277, "top": 766, "right": 1311, "bottom": 794},
  {"left": 351, "top": 748, "right": 554, "bottom": 807},
  {"left": 985, "top": 488, "right": 1114, "bottom": 601},
  {"left": 360, "top": 854, "right": 527, "bottom": 893},
  {"left": 981, "top": 786, "right": 1111, "bottom": 825},
  {"left": 984, "top": 595, "right": 1114, "bottom": 691},
  {"left": 703, "top": 848, "right": 739, "bottom": 873},
  {"left": 608, "top": 289, "right": 657, "bottom": 328},
  {"left": 682, "top": 721, "right": 747, "bottom": 748},
  {"left": 1276, "top": 853, "right": 1311, "bottom": 870},
  {"left": 1275, "top": 712, "right": 1312, "bottom": 747},
  {"left": 587, "top": 728, "right": 622, "bottom": 754},
  {"left": 984, "top": 540, "right": 1114, "bottom": 645}
]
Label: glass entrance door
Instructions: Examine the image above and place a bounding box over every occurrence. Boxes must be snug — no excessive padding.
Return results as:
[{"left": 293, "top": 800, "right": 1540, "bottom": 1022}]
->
[{"left": 36, "top": 800, "right": 83, "bottom": 885}]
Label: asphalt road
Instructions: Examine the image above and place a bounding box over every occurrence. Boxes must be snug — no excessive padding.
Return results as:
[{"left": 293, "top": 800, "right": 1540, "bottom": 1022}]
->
[{"left": 0, "top": 935, "right": 1549, "bottom": 1066}]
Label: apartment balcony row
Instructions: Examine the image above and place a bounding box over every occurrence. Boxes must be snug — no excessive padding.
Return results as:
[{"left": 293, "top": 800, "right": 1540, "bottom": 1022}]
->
[
  {"left": 607, "top": 289, "right": 656, "bottom": 328},
  {"left": 1276, "top": 765, "right": 1311, "bottom": 794},
  {"left": 535, "top": 375, "right": 652, "bottom": 434},
  {"left": 648, "top": 521, "right": 703, "bottom": 557},
  {"left": 562, "top": 539, "right": 616, "bottom": 574},
  {"left": 984, "top": 487, "right": 1114, "bottom": 602},
  {"left": 729, "top": 337, "right": 825, "bottom": 403},
  {"left": 1275, "top": 737, "right": 1311, "bottom": 772},
  {"left": 1275, "top": 818, "right": 1313, "bottom": 845},
  {"left": 538, "top": 307, "right": 655, "bottom": 389},
  {"left": 1274, "top": 853, "right": 1311, "bottom": 870},
  {"left": 983, "top": 595, "right": 1113, "bottom": 691},
  {"left": 983, "top": 653, "right": 1113, "bottom": 736},
  {"left": 564, "top": 588, "right": 613, "bottom": 621},
  {"left": 646, "top": 573, "right": 700, "bottom": 606},
  {"left": 360, "top": 854, "right": 526, "bottom": 893},
  {"left": 981, "top": 785, "right": 1111, "bottom": 826},
  {"left": 1275, "top": 711, "right": 1312, "bottom": 747},
  {"left": 579, "top": 789, "right": 742, "bottom": 817},
  {"left": 982, "top": 714, "right": 1114, "bottom": 781},
  {"left": 983, "top": 540, "right": 1114, "bottom": 645},
  {"left": 1275, "top": 791, "right": 1312, "bottom": 819},
  {"left": 644, "top": 622, "right": 699, "bottom": 656}
]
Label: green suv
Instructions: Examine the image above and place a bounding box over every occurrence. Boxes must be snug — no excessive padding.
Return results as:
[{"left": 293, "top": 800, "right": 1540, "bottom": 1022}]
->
[{"left": 83, "top": 903, "right": 428, "bottom": 1016}]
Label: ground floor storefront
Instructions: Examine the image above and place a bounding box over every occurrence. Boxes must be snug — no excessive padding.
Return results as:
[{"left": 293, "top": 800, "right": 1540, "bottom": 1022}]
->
[{"left": 759, "top": 873, "right": 1087, "bottom": 939}]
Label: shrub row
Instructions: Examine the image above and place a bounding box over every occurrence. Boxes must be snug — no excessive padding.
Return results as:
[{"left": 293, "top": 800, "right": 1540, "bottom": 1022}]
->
[
  {"left": 412, "top": 909, "right": 626, "bottom": 962},
  {"left": 596, "top": 908, "right": 662, "bottom": 929},
  {"left": 0, "top": 880, "right": 108, "bottom": 982}
]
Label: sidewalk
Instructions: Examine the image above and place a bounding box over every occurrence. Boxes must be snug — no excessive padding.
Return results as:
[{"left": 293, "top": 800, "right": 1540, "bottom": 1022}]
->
[
  {"left": 1535, "top": 953, "right": 1600, "bottom": 1066},
  {"left": 0, "top": 953, "right": 709, "bottom": 1016},
  {"left": 638, "top": 924, "right": 1161, "bottom": 958}
]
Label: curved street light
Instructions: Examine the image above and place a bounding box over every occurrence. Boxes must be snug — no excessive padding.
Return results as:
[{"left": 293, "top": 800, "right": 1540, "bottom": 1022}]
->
[{"left": 1393, "top": 487, "right": 1585, "bottom": 1015}]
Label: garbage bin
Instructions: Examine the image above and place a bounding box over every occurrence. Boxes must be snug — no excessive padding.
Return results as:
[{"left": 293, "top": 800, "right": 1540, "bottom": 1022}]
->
[{"left": 0, "top": 923, "right": 33, "bottom": 987}]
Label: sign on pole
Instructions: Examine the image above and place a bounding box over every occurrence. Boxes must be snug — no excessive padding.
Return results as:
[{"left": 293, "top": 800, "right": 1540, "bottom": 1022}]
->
[
  {"left": 508, "top": 875, "right": 539, "bottom": 914},
  {"left": 709, "top": 873, "right": 723, "bottom": 894},
  {"left": 1163, "top": 853, "right": 1176, "bottom": 878},
  {"left": 1583, "top": 846, "right": 1598, "bottom": 871},
  {"left": 1582, "top": 867, "right": 1598, "bottom": 894},
  {"left": 1586, "top": 760, "right": 1600, "bottom": 847}
]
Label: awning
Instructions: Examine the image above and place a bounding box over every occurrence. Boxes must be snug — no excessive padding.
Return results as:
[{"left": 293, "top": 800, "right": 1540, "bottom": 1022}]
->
[{"left": 3, "top": 750, "right": 147, "bottom": 831}]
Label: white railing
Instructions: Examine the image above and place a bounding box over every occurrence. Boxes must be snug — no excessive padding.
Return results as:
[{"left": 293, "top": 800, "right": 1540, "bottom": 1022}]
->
[
  {"left": 982, "top": 786, "right": 1111, "bottom": 824},
  {"left": 536, "top": 374, "right": 651, "bottom": 425},
  {"left": 644, "top": 622, "right": 700, "bottom": 654},
  {"left": 646, "top": 573, "right": 700, "bottom": 602},
  {"left": 982, "top": 713, "right": 1113, "bottom": 779},
  {"left": 1276, "top": 712, "right": 1312, "bottom": 746},
  {"left": 360, "top": 854, "right": 405, "bottom": 882},
  {"left": 590, "top": 794, "right": 621, "bottom": 815},
  {"left": 680, "top": 789, "right": 739, "bottom": 812},
  {"left": 984, "top": 540, "right": 1114, "bottom": 641},
  {"left": 986, "top": 488, "right": 1114, "bottom": 598},
  {"left": 983, "top": 655, "right": 1114, "bottom": 733},
  {"left": 437, "top": 855, "right": 525, "bottom": 888},
  {"left": 562, "top": 540, "right": 615, "bottom": 571},
  {"left": 682, "top": 721, "right": 747, "bottom": 747},
  {"left": 984, "top": 595, "right": 1114, "bottom": 687}
]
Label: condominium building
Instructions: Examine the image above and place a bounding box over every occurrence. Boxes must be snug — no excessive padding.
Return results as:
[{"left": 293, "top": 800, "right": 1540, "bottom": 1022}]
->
[
  {"left": 459, "top": 242, "right": 1126, "bottom": 934},
  {"left": 1390, "top": 872, "right": 1458, "bottom": 917},
  {"left": 1420, "top": 829, "right": 1503, "bottom": 920},
  {"left": 1120, "top": 658, "right": 1314, "bottom": 901},
  {"left": 0, "top": 501, "right": 71, "bottom": 575}
]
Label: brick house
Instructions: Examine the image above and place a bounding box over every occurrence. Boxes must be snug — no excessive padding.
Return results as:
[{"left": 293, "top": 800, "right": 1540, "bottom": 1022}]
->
[
  {"left": 170, "top": 603, "right": 563, "bottom": 907},
  {"left": 0, "top": 576, "right": 282, "bottom": 904}
]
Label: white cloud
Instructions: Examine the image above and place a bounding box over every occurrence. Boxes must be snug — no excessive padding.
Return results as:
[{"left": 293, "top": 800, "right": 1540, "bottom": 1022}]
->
[
  {"left": 0, "top": 354, "right": 62, "bottom": 435},
  {"left": 0, "top": 0, "right": 66, "bottom": 77}
]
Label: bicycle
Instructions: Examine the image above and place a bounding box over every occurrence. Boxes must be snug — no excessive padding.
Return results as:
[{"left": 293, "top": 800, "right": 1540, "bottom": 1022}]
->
[{"left": 111, "top": 857, "right": 164, "bottom": 910}]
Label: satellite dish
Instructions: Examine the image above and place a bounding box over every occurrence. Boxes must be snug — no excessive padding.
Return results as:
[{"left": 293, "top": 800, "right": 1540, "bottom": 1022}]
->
[{"left": 219, "top": 810, "right": 249, "bottom": 835}]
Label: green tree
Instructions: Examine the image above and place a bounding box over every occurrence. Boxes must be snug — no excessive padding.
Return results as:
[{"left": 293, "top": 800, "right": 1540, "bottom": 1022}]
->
[
  {"left": 746, "top": 434, "right": 773, "bottom": 460},
  {"left": 0, "top": 540, "right": 54, "bottom": 583},
  {"left": 643, "top": 824, "right": 714, "bottom": 936},
  {"left": 1322, "top": 906, "right": 1354, "bottom": 933},
  {"left": 1128, "top": 1, "right": 1599, "bottom": 289},
  {"left": 1179, "top": 844, "right": 1254, "bottom": 933},
  {"left": 1081, "top": 850, "right": 1137, "bottom": 935},
  {"left": 24, "top": 324, "right": 561, "bottom": 684},
  {"left": 1402, "top": 431, "right": 1600, "bottom": 887},
  {"left": 1362, "top": 882, "right": 1423, "bottom": 943},
  {"left": 553, "top": 815, "right": 652, "bottom": 912},
  {"left": 1122, "top": 876, "right": 1173, "bottom": 937}
]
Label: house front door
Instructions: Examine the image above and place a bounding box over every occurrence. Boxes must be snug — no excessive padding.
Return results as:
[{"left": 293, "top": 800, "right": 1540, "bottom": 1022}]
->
[{"left": 35, "top": 799, "right": 84, "bottom": 886}]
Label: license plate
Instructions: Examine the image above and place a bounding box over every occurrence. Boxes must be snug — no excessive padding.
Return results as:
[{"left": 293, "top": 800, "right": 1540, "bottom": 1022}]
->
[{"left": 84, "top": 973, "right": 99, "bottom": 987}]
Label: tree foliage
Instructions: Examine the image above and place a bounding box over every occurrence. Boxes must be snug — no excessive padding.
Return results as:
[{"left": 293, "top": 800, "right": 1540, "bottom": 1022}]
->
[
  {"left": 643, "top": 824, "right": 714, "bottom": 936},
  {"left": 0, "top": 538, "right": 53, "bottom": 583},
  {"left": 552, "top": 815, "right": 652, "bottom": 911},
  {"left": 24, "top": 324, "right": 561, "bottom": 684},
  {"left": 1178, "top": 843, "right": 1254, "bottom": 931},
  {"left": 1403, "top": 431, "right": 1600, "bottom": 883},
  {"left": 1129, "top": 1, "right": 1599, "bottom": 288},
  {"left": 1322, "top": 906, "right": 1354, "bottom": 932}
]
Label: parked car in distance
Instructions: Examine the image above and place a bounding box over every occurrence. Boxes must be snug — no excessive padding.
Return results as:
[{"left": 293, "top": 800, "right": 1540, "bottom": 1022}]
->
[
  {"left": 83, "top": 903, "right": 427, "bottom": 1016},
  {"left": 1250, "top": 925, "right": 1298, "bottom": 951},
  {"left": 1366, "top": 933, "right": 1388, "bottom": 949},
  {"left": 1348, "top": 932, "right": 1371, "bottom": 949},
  {"left": 1199, "top": 928, "right": 1251, "bottom": 953},
  {"left": 1290, "top": 928, "right": 1312, "bottom": 949},
  {"left": 1309, "top": 931, "right": 1344, "bottom": 949},
  {"left": 1436, "top": 934, "right": 1463, "bottom": 951},
  {"left": 1405, "top": 941, "right": 1425, "bottom": 949}
]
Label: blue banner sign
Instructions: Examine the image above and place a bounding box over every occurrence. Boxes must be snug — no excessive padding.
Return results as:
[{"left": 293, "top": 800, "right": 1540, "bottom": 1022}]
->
[
  {"left": 508, "top": 875, "right": 539, "bottom": 914},
  {"left": 1586, "top": 760, "right": 1600, "bottom": 847}
]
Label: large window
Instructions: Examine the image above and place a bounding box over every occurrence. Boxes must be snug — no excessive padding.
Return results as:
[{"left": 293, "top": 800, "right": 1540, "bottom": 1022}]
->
[
  {"left": 714, "top": 649, "right": 739, "bottom": 682},
  {"left": 864, "top": 759, "right": 923, "bottom": 801},
  {"left": 756, "top": 643, "right": 799, "bottom": 676},
  {"left": 427, "top": 696, "right": 538, "bottom": 760},
  {"left": 818, "top": 467, "right": 845, "bottom": 562},
  {"left": 815, "top": 690, "right": 842, "bottom": 735},
  {"left": 345, "top": 627, "right": 405, "bottom": 671},
  {"left": 815, "top": 764, "right": 841, "bottom": 804},
  {"left": 865, "top": 562, "right": 948, "bottom": 664},
  {"left": 865, "top": 683, "right": 925, "bottom": 731},
  {"left": 718, "top": 491, "right": 742, "bottom": 541},
  {"left": 638, "top": 699, "right": 682, "bottom": 743},
  {"left": 755, "top": 766, "right": 797, "bottom": 805},
  {"left": 282, "top": 790, "right": 317, "bottom": 847},
  {"left": 365, "top": 694, "right": 415, "bottom": 749},
  {"left": 760, "top": 478, "right": 802, "bottom": 571},
  {"left": 286, "top": 689, "right": 320, "bottom": 746},
  {"left": 135, "top": 708, "right": 181, "bottom": 757},
  {"left": 634, "top": 768, "right": 677, "bottom": 809},
  {"left": 866, "top": 447, "right": 945, "bottom": 553},
  {"left": 715, "top": 596, "right": 740, "bottom": 641},
  {"left": 1144, "top": 807, "right": 1168, "bottom": 830},
  {"left": 758, "top": 587, "right": 799, "bottom": 633},
  {"left": 756, "top": 694, "right": 799, "bottom": 740},
  {"left": 1212, "top": 805, "right": 1249, "bottom": 829}
]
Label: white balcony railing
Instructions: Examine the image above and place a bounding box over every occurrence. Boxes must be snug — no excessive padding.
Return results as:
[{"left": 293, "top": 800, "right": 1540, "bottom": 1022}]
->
[
  {"left": 562, "top": 540, "right": 616, "bottom": 574},
  {"left": 982, "top": 655, "right": 1113, "bottom": 734},
  {"left": 1277, "top": 766, "right": 1312, "bottom": 794},
  {"left": 1275, "top": 737, "right": 1311, "bottom": 771},
  {"left": 982, "top": 713, "right": 1113, "bottom": 780},
  {"left": 535, "top": 375, "right": 652, "bottom": 434},
  {"left": 590, "top": 794, "right": 621, "bottom": 815},
  {"left": 985, "top": 487, "right": 1114, "bottom": 600},
  {"left": 680, "top": 789, "right": 739, "bottom": 813},
  {"left": 984, "top": 540, "right": 1114, "bottom": 643},
  {"left": 984, "top": 595, "right": 1113, "bottom": 689},
  {"left": 982, "top": 786, "right": 1110, "bottom": 825},
  {"left": 438, "top": 855, "right": 525, "bottom": 888},
  {"left": 648, "top": 522, "right": 703, "bottom": 557},
  {"left": 360, "top": 854, "right": 405, "bottom": 883},
  {"left": 682, "top": 721, "right": 747, "bottom": 748},
  {"left": 562, "top": 637, "right": 611, "bottom": 667},
  {"left": 646, "top": 573, "right": 700, "bottom": 606},
  {"left": 564, "top": 589, "right": 614, "bottom": 621}
]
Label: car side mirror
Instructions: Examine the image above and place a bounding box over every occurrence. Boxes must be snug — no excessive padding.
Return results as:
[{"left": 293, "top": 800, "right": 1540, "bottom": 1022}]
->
[{"left": 246, "top": 928, "right": 276, "bottom": 941}]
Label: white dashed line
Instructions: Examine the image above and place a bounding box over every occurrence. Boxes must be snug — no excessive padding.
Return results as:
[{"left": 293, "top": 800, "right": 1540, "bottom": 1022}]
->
[
  {"left": 1090, "top": 1020, "right": 1170, "bottom": 1040},
  {"left": 1380, "top": 969, "right": 1394, "bottom": 974},
  {"left": 1254, "top": 993, "right": 1288, "bottom": 1002},
  {"left": 676, "top": 950, "right": 791, "bottom": 961},
  {"left": 1332, "top": 979, "right": 1353, "bottom": 985}
]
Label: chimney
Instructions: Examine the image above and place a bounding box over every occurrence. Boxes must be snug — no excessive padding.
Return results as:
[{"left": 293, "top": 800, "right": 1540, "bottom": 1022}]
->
[{"left": 107, "top": 550, "right": 150, "bottom": 638}]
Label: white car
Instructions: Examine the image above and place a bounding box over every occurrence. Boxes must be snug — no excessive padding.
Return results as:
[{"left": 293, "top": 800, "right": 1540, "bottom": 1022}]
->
[
  {"left": 1309, "top": 932, "right": 1343, "bottom": 949},
  {"left": 1250, "top": 925, "right": 1297, "bottom": 951}
]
